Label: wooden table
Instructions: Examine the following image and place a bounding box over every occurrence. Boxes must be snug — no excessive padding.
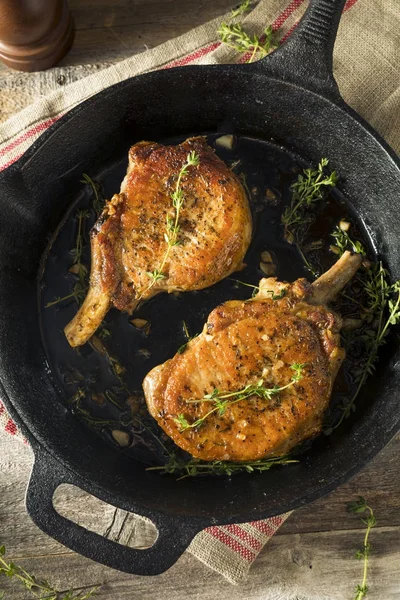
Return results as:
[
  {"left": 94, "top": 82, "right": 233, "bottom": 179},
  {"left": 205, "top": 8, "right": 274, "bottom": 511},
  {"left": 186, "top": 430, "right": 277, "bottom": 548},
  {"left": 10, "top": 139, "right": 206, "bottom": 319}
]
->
[{"left": 1, "top": 2, "right": 399, "bottom": 598}]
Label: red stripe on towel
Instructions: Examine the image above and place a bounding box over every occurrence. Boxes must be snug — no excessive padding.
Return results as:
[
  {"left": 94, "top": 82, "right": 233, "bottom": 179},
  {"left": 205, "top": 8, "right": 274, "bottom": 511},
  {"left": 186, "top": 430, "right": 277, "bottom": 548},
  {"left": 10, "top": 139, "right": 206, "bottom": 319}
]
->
[
  {"left": 222, "top": 524, "right": 263, "bottom": 551},
  {"left": 207, "top": 526, "right": 256, "bottom": 561}
]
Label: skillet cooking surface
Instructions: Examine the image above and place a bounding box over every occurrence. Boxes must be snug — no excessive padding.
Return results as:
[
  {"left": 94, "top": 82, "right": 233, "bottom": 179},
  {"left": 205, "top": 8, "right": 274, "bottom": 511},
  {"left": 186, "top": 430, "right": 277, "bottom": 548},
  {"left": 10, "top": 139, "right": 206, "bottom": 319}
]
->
[{"left": 40, "top": 133, "right": 377, "bottom": 467}]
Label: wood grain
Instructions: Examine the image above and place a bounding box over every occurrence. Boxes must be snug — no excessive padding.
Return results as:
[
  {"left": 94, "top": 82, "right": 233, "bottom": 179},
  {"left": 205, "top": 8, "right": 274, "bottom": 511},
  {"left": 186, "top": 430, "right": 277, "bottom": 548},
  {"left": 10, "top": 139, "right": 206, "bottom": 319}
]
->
[
  {"left": 0, "top": 0, "right": 238, "bottom": 124},
  {"left": 1, "top": 430, "right": 400, "bottom": 599}
]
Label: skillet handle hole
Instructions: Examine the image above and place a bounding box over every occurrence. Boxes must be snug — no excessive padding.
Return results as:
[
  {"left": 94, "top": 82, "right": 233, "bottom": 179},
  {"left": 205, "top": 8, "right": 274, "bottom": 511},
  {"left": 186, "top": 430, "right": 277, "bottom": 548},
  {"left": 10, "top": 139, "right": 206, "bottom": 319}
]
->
[{"left": 52, "top": 483, "right": 158, "bottom": 549}]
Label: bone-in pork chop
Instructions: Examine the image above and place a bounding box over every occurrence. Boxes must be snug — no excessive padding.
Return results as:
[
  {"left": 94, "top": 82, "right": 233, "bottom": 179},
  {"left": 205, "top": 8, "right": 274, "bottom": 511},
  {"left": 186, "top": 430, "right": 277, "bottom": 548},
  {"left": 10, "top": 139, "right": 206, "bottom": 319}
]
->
[
  {"left": 143, "top": 251, "right": 362, "bottom": 461},
  {"left": 65, "top": 137, "right": 252, "bottom": 347}
]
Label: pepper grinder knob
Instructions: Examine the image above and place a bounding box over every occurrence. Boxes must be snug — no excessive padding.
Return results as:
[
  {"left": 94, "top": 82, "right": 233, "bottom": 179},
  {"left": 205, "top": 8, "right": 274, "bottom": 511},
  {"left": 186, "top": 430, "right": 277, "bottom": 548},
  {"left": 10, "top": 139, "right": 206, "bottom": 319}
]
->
[{"left": 0, "top": 0, "right": 74, "bottom": 72}]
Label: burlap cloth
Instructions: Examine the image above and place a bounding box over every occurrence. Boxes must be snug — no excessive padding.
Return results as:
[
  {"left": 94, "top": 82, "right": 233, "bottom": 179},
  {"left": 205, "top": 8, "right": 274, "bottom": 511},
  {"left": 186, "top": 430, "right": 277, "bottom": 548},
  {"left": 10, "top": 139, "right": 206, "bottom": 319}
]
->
[{"left": 0, "top": 0, "right": 398, "bottom": 585}]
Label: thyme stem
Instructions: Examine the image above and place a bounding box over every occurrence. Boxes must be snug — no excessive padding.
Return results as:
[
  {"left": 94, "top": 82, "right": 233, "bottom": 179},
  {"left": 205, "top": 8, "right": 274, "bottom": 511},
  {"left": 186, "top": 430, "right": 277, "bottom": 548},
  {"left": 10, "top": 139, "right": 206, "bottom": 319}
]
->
[
  {"left": 281, "top": 159, "right": 337, "bottom": 277},
  {"left": 45, "top": 209, "right": 89, "bottom": 308},
  {"left": 347, "top": 497, "right": 376, "bottom": 600},
  {"left": 81, "top": 173, "right": 105, "bottom": 217},
  {"left": 174, "top": 363, "right": 305, "bottom": 431},
  {"left": 146, "top": 455, "right": 298, "bottom": 479},
  {"left": 335, "top": 263, "right": 400, "bottom": 428},
  {"left": 218, "top": 23, "right": 276, "bottom": 63},
  {"left": 140, "top": 151, "right": 200, "bottom": 298},
  {"left": 0, "top": 544, "right": 99, "bottom": 599}
]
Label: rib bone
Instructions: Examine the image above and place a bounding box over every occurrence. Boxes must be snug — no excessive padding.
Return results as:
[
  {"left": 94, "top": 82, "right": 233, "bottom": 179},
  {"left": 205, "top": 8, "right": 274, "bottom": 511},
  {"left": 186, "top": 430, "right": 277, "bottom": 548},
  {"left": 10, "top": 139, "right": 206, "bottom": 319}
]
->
[{"left": 310, "top": 250, "right": 363, "bottom": 305}]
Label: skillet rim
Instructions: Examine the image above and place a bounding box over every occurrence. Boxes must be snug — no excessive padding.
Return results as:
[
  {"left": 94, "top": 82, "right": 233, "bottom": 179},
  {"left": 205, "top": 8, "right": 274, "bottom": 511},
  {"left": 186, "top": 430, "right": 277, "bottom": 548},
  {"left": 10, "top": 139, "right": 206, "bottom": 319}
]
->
[{"left": 1, "top": 61, "right": 399, "bottom": 182}]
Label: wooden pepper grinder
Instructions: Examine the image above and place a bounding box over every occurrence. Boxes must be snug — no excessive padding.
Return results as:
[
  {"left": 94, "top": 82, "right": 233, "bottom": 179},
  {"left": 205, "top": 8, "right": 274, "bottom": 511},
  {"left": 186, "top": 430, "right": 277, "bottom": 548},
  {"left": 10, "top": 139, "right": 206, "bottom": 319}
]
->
[{"left": 0, "top": 0, "right": 74, "bottom": 72}]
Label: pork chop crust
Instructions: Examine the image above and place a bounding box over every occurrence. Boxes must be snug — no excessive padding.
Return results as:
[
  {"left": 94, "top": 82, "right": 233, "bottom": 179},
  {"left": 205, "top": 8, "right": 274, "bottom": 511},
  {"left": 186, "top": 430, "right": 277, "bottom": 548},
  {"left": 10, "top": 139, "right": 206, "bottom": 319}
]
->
[
  {"left": 143, "top": 291, "right": 344, "bottom": 461},
  {"left": 65, "top": 136, "right": 252, "bottom": 347},
  {"left": 116, "top": 137, "right": 251, "bottom": 305}
]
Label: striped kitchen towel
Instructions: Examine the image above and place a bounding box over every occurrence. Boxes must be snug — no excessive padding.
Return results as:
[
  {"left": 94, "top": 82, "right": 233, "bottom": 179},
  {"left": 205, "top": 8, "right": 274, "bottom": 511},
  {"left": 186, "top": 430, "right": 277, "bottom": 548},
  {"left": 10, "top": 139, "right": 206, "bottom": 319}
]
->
[{"left": 0, "top": 0, "right": 398, "bottom": 584}]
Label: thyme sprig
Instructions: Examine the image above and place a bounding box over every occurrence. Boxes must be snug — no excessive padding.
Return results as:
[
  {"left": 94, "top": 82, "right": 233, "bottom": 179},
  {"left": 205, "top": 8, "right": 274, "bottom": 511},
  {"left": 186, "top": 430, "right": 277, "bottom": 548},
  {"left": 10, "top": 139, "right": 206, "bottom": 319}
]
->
[
  {"left": 45, "top": 282, "right": 87, "bottom": 308},
  {"left": 230, "top": 0, "right": 251, "bottom": 18},
  {"left": 46, "top": 209, "right": 89, "bottom": 307},
  {"left": 282, "top": 159, "right": 338, "bottom": 240},
  {"left": 46, "top": 174, "right": 104, "bottom": 309},
  {"left": 323, "top": 224, "right": 400, "bottom": 429},
  {"left": 230, "top": 279, "right": 287, "bottom": 300},
  {"left": 69, "top": 209, "right": 88, "bottom": 266},
  {"left": 141, "top": 151, "right": 200, "bottom": 296},
  {"left": 335, "top": 263, "right": 400, "bottom": 428},
  {"left": 0, "top": 545, "right": 98, "bottom": 599},
  {"left": 282, "top": 158, "right": 337, "bottom": 277},
  {"left": 331, "top": 225, "right": 366, "bottom": 256},
  {"left": 234, "top": 278, "right": 260, "bottom": 298},
  {"left": 347, "top": 497, "right": 377, "bottom": 600},
  {"left": 218, "top": 23, "right": 276, "bottom": 63},
  {"left": 70, "top": 388, "right": 133, "bottom": 429},
  {"left": 146, "top": 454, "right": 298, "bottom": 479},
  {"left": 80, "top": 173, "right": 105, "bottom": 217},
  {"left": 177, "top": 320, "right": 199, "bottom": 354},
  {"left": 174, "top": 363, "right": 305, "bottom": 431},
  {"left": 230, "top": 278, "right": 260, "bottom": 294}
]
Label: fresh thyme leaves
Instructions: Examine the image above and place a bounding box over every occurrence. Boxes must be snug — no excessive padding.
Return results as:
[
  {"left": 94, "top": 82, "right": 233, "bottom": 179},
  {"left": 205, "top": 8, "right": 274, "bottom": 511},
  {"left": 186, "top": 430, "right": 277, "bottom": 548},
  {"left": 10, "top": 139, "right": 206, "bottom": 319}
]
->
[
  {"left": 327, "top": 222, "right": 396, "bottom": 430},
  {"left": 174, "top": 413, "right": 191, "bottom": 430},
  {"left": 174, "top": 363, "right": 305, "bottom": 431},
  {"left": 335, "top": 263, "right": 400, "bottom": 428},
  {"left": 71, "top": 388, "right": 132, "bottom": 429},
  {"left": 70, "top": 209, "right": 88, "bottom": 265},
  {"left": 230, "top": 279, "right": 287, "bottom": 300},
  {"left": 296, "top": 246, "right": 320, "bottom": 279},
  {"left": 347, "top": 497, "right": 377, "bottom": 600},
  {"left": 146, "top": 454, "right": 298, "bottom": 479},
  {"left": 46, "top": 174, "right": 106, "bottom": 310},
  {"left": 46, "top": 209, "right": 89, "bottom": 307},
  {"left": 78, "top": 410, "right": 131, "bottom": 429},
  {"left": 177, "top": 320, "right": 199, "bottom": 354},
  {"left": 230, "top": 278, "right": 260, "bottom": 294},
  {"left": 141, "top": 151, "right": 200, "bottom": 296},
  {"left": 283, "top": 159, "right": 337, "bottom": 240},
  {"left": 177, "top": 341, "right": 190, "bottom": 355},
  {"left": 0, "top": 544, "right": 99, "bottom": 599},
  {"left": 45, "top": 284, "right": 86, "bottom": 308},
  {"left": 230, "top": 0, "right": 251, "bottom": 18},
  {"left": 218, "top": 0, "right": 276, "bottom": 64},
  {"left": 182, "top": 320, "right": 190, "bottom": 339},
  {"left": 218, "top": 23, "right": 276, "bottom": 63},
  {"left": 97, "top": 324, "right": 111, "bottom": 340},
  {"left": 81, "top": 173, "right": 105, "bottom": 217},
  {"left": 331, "top": 225, "right": 366, "bottom": 256},
  {"left": 104, "top": 389, "right": 125, "bottom": 410},
  {"left": 264, "top": 288, "right": 286, "bottom": 300},
  {"left": 282, "top": 158, "right": 338, "bottom": 277}
]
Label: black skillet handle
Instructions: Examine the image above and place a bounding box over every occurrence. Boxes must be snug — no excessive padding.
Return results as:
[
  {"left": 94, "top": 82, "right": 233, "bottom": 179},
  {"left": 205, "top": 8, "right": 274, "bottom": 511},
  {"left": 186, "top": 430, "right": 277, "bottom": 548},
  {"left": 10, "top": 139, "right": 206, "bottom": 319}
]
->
[
  {"left": 26, "top": 449, "right": 202, "bottom": 575},
  {"left": 257, "top": 0, "right": 347, "bottom": 100}
]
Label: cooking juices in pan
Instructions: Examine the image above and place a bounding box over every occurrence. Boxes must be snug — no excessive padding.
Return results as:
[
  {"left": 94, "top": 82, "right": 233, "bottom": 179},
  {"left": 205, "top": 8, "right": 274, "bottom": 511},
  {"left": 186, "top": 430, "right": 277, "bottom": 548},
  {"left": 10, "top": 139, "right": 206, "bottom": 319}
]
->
[{"left": 39, "top": 134, "right": 375, "bottom": 468}]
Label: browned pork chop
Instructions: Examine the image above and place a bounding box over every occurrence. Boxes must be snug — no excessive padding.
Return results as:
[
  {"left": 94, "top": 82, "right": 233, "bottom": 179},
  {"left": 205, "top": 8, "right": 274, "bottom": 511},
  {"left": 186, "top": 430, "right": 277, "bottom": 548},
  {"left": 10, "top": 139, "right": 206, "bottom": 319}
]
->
[
  {"left": 143, "top": 251, "right": 362, "bottom": 462},
  {"left": 65, "top": 137, "right": 252, "bottom": 347}
]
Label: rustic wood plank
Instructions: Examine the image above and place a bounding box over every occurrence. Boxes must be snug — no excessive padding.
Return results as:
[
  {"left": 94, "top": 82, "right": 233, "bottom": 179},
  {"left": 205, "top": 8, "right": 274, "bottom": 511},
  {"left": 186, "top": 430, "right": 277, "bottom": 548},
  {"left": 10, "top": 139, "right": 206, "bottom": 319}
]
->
[
  {"left": 1, "top": 430, "right": 400, "bottom": 598},
  {"left": 0, "top": 0, "right": 238, "bottom": 123},
  {"left": 67, "top": 0, "right": 239, "bottom": 30},
  {"left": 277, "top": 433, "right": 400, "bottom": 535},
  {"left": 1, "top": 511, "right": 399, "bottom": 599}
]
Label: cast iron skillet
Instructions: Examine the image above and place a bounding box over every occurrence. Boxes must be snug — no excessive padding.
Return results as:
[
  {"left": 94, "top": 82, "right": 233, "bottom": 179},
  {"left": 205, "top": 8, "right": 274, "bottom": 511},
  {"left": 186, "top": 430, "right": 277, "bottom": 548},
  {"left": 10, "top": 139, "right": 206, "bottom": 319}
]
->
[{"left": 0, "top": 0, "right": 399, "bottom": 576}]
